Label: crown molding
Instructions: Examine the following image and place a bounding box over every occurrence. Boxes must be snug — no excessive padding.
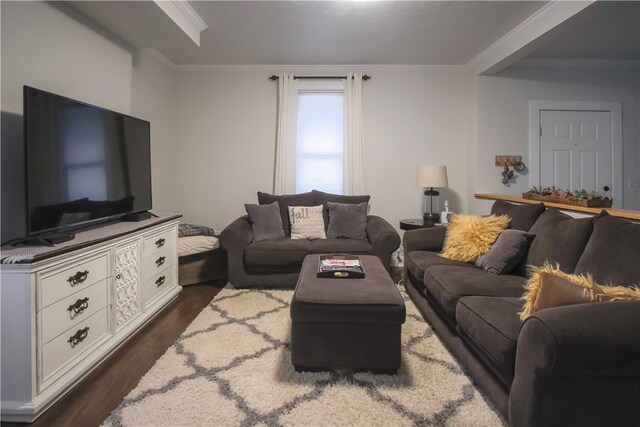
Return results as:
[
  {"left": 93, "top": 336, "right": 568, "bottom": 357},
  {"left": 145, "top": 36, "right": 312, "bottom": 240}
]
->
[
  {"left": 143, "top": 48, "right": 178, "bottom": 71},
  {"left": 172, "top": 1, "right": 208, "bottom": 32},
  {"left": 173, "top": 64, "right": 468, "bottom": 72},
  {"left": 153, "top": 0, "right": 207, "bottom": 46},
  {"left": 465, "top": 0, "right": 596, "bottom": 75},
  {"left": 515, "top": 58, "right": 640, "bottom": 68}
]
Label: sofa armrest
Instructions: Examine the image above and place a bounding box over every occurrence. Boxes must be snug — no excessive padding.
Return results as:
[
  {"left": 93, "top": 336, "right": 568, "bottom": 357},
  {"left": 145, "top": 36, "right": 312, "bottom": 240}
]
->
[
  {"left": 402, "top": 227, "right": 447, "bottom": 253},
  {"left": 219, "top": 216, "right": 254, "bottom": 287},
  {"left": 510, "top": 301, "right": 640, "bottom": 426},
  {"left": 366, "top": 215, "right": 401, "bottom": 271}
]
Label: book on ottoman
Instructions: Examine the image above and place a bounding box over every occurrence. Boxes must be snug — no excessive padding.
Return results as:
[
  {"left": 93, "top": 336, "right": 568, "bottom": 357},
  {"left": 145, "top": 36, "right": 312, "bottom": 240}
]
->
[{"left": 317, "top": 254, "right": 365, "bottom": 279}]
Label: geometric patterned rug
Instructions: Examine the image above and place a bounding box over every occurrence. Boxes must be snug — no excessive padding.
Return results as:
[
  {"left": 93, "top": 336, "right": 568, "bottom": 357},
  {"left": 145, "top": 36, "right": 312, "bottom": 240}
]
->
[{"left": 102, "top": 286, "right": 504, "bottom": 426}]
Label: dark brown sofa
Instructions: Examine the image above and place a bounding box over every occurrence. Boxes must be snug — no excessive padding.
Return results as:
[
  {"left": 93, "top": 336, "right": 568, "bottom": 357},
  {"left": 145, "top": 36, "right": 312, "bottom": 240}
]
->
[
  {"left": 220, "top": 190, "right": 400, "bottom": 288},
  {"left": 403, "top": 201, "right": 640, "bottom": 426}
]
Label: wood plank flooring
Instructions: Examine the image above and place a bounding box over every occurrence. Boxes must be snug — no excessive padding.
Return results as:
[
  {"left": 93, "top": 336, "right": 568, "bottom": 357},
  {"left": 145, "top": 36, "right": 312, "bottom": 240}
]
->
[{"left": 2, "top": 282, "right": 224, "bottom": 427}]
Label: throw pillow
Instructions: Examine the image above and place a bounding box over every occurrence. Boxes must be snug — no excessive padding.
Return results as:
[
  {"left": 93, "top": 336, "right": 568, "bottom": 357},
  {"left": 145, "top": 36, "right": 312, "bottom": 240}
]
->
[
  {"left": 475, "top": 229, "right": 536, "bottom": 275},
  {"left": 326, "top": 202, "right": 368, "bottom": 239},
  {"left": 490, "top": 200, "right": 545, "bottom": 231},
  {"left": 257, "top": 191, "right": 315, "bottom": 237},
  {"left": 288, "top": 205, "right": 326, "bottom": 240},
  {"left": 440, "top": 214, "right": 510, "bottom": 262},
  {"left": 244, "top": 201, "right": 285, "bottom": 242},
  {"left": 519, "top": 264, "right": 640, "bottom": 320},
  {"left": 312, "top": 190, "right": 371, "bottom": 230}
]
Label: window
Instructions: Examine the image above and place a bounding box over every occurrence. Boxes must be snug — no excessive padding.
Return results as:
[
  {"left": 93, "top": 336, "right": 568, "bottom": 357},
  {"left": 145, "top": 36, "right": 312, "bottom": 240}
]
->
[{"left": 295, "top": 81, "right": 344, "bottom": 194}]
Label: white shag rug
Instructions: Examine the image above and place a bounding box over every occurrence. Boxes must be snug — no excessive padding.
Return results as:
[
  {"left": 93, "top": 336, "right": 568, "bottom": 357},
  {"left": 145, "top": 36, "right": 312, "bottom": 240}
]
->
[{"left": 103, "top": 286, "right": 503, "bottom": 426}]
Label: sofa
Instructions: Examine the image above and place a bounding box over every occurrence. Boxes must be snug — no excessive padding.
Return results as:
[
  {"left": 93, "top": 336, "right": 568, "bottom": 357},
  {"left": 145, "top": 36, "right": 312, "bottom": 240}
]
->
[
  {"left": 220, "top": 190, "right": 400, "bottom": 288},
  {"left": 403, "top": 200, "right": 640, "bottom": 426}
]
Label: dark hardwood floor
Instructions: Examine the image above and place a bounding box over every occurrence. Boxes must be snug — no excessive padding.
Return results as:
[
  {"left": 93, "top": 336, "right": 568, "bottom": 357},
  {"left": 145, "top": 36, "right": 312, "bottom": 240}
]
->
[{"left": 3, "top": 282, "right": 225, "bottom": 427}]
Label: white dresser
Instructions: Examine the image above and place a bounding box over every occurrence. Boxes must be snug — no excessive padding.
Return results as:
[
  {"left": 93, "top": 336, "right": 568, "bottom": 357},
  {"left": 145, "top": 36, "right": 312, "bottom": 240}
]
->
[{"left": 0, "top": 216, "right": 181, "bottom": 422}]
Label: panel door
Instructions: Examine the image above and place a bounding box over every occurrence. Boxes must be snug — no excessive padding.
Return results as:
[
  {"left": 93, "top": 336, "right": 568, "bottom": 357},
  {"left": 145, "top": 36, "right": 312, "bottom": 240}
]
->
[
  {"left": 114, "top": 240, "right": 141, "bottom": 330},
  {"left": 540, "top": 110, "right": 612, "bottom": 196}
]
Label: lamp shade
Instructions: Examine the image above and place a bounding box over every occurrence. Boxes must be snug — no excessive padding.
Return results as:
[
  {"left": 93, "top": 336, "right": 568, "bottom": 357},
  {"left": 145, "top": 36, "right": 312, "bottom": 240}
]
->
[{"left": 416, "top": 165, "right": 448, "bottom": 188}]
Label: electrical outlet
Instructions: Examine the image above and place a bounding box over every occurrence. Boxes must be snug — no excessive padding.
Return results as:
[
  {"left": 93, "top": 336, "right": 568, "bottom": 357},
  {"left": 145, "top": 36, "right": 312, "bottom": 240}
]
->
[
  {"left": 495, "top": 155, "right": 522, "bottom": 167},
  {"left": 629, "top": 177, "right": 640, "bottom": 188}
]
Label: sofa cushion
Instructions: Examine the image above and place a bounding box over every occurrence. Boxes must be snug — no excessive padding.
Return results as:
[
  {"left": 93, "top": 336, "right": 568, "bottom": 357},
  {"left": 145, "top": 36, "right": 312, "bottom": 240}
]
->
[
  {"left": 257, "top": 191, "right": 316, "bottom": 237},
  {"left": 575, "top": 214, "right": 640, "bottom": 286},
  {"left": 424, "top": 265, "right": 526, "bottom": 324},
  {"left": 308, "top": 238, "right": 373, "bottom": 254},
  {"left": 245, "top": 202, "right": 285, "bottom": 242},
  {"left": 244, "top": 238, "right": 311, "bottom": 266},
  {"left": 456, "top": 296, "right": 523, "bottom": 386},
  {"left": 405, "top": 251, "right": 474, "bottom": 288},
  {"left": 491, "top": 200, "right": 545, "bottom": 231},
  {"left": 312, "top": 190, "right": 371, "bottom": 230},
  {"left": 517, "top": 209, "right": 594, "bottom": 276},
  {"left": 327, "top": 202, "right": 368, "bottom": 239}
]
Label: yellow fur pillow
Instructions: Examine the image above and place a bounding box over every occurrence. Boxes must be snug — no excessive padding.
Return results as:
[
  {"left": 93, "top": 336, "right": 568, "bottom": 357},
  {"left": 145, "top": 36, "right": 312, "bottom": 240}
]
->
[
  {"left": 519, "top": 264, "right": 640, "bottom": 320},
  {"left": 440, "top": 214, "right": 510, "bottom": 262}
]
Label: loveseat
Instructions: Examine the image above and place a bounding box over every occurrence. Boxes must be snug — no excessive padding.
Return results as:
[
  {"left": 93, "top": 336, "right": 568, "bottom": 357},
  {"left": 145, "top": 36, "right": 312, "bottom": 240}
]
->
[
  {"left": 220, "top": 190, "right": 400, "bottom": 288},
  {"left": 403, "top": 200, "right": 640, "bottom": 426}
]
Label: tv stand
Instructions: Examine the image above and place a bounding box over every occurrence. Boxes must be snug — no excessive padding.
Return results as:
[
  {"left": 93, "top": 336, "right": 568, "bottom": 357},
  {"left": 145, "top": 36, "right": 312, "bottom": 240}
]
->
[{"left": 1, "top": 215, "right": 181, "bottom": 422}]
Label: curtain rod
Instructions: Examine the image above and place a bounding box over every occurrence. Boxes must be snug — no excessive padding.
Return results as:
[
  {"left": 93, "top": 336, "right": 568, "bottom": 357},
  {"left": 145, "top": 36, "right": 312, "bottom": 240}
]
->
[{"left": 269, "top": 75, "right": 370, "bottom": 81}]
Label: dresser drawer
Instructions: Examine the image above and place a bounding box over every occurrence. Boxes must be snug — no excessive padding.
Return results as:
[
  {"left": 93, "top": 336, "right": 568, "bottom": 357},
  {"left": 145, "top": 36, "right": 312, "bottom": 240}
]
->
[
  {"left": 41, "top": 280, "right": 108, "bottom": 344},
  {"left": 39, "top": 254, "right": 109, "bottom": 308},
  {"left": 143, "top": 264, "right": 176, "bottom": 304},
  {"left": 144, "top": 245, "right": 174, "bottom": 277},
  {"left": 41, "top": 307, "right": 110, "bottom": 382},
  {"left": 143, "top": 228, "right": 176, "bottom": 257}
]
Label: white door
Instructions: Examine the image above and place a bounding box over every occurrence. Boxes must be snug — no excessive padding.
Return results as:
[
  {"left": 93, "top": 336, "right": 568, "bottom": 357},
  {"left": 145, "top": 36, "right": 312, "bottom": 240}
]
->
[{"left": 539, "top": 110, "right": 612, "bottom": 197}]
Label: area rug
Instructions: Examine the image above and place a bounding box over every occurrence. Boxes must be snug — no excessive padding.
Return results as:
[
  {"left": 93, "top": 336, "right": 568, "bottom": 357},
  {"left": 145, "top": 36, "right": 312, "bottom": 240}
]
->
[{"left": 103, "top": 286, "right": 503, "bottom": 426}]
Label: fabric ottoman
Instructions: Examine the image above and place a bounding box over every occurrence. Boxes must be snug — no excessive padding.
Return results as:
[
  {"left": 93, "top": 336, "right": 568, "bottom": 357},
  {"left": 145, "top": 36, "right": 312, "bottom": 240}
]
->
[{"left": 290, "top": 254, "right": 406, "bottom": 374}]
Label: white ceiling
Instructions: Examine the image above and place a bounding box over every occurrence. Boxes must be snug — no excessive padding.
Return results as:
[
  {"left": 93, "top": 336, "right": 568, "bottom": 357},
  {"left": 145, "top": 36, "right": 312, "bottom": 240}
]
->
[
  {"left": 530, "top": 1, "right": 640, "bottom": 60},
  {"left": 65, "top": 1, "right": 640, "bottom": 66},
  {"left": 67, "top": 1, "right": 548, "bottom": 65}
]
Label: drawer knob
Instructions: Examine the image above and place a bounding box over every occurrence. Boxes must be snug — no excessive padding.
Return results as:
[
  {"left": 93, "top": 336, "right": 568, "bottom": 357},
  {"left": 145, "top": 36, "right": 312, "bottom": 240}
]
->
[
  {"left": 155, "top": 256, "right": 166, "bottom": 267},
  {"left": 156, "top": 275, "right": 166, "bottom": 287},
  {"left": 67, "top": 270, "right": 89, "bottom": 286},
  {"left": 67, "top": 327, "right": 90, "bottom": 347},
  {"left": 67, "top": 297, "right": 89, "bottom": 315},
  {"left": 155, "top": 238, "right": 166, "bottom": 248}
]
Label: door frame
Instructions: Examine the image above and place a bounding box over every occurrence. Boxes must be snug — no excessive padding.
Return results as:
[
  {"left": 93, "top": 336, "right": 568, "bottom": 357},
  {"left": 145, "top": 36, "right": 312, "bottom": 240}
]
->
[{"left": 529, "top": 100, "right": 623, "bottom": 207}]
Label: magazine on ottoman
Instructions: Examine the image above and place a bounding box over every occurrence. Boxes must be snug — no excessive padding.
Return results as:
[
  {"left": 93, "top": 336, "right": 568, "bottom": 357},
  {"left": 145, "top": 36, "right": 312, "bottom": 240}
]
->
[{"left": 317, "top": 254, "right": 365, "bottom": 279}]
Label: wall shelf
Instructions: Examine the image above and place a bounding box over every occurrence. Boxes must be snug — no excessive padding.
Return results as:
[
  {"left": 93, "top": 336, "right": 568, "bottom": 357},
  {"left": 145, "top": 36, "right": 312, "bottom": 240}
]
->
[{"left": 475, "top": 193, "right": 640, "bottom": 221}]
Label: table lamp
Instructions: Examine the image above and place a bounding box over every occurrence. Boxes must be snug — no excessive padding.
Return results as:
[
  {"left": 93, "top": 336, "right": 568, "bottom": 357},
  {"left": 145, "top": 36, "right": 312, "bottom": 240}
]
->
[{"left": 416, "top": 165, "right": 448, "bottom": 226}]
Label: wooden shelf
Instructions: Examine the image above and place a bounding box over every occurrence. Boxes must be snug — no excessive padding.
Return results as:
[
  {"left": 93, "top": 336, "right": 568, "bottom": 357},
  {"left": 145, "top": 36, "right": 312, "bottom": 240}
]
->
[{"left": 475, "top": 193, "right": 640, "bottom": 221}]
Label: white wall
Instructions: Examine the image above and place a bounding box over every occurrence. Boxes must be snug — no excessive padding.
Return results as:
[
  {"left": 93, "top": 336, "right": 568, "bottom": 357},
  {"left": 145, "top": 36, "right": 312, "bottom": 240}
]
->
[
  {"left": 471, "top": 63, "right": 640, "bottom": 212},
  {"left": 0, "top": 1, "right": 175, "bottom": 242},
  {"left": 172, "top": 66, "right": 468, "bottom": 231},
  {"left": 130, "top": 51, "right": 176, "bottom": 214}
]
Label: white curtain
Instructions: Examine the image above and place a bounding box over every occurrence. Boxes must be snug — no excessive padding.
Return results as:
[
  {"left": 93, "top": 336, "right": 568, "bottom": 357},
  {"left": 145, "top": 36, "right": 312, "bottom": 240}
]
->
[
  {"left": 274, "top": 74, "right": 298, "bottom": 195},
  {"left": 344, "top": 73, "right": 366, "bottom": 195}
]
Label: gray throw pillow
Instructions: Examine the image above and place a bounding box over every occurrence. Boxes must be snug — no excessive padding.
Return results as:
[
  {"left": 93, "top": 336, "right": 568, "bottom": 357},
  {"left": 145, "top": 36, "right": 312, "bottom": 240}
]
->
[
  {"left": 475, "top": 229, "right": 535, "bottom": 275},
  {"left": 326, "top": 202, "right": 368, "bottom": 239},
  {"left": 245, "top": 201, "right": 285, "bottom": 242}
]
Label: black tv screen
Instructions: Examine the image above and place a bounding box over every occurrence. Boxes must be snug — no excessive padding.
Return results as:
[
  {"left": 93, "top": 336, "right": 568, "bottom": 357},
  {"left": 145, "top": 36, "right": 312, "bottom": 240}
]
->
[{"left": 24, "top": 86, "right": 152, "bottom": 235}]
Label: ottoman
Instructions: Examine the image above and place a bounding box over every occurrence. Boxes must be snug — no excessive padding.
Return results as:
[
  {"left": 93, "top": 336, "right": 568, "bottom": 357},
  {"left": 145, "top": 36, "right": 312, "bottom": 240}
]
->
[{"left": 290, "top": 254, "right": 406, "bottom": 374}]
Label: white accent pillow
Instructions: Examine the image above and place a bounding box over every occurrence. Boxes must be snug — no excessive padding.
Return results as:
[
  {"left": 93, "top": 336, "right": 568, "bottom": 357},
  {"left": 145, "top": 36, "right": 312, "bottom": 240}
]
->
[{"left": 288, "top": 205, "right": 326, "bottom": 240}]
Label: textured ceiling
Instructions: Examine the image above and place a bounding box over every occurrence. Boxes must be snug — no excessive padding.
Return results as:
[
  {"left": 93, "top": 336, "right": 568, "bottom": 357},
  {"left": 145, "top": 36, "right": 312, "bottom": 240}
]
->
[{"left": 68, "top": 1, "right": 548, "bottom": 65}]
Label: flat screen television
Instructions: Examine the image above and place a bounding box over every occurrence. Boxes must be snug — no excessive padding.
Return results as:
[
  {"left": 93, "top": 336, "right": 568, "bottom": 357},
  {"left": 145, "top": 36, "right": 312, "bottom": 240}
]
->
[{"left": 24, "top": 86, "right": 152, "bottom": 239}]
